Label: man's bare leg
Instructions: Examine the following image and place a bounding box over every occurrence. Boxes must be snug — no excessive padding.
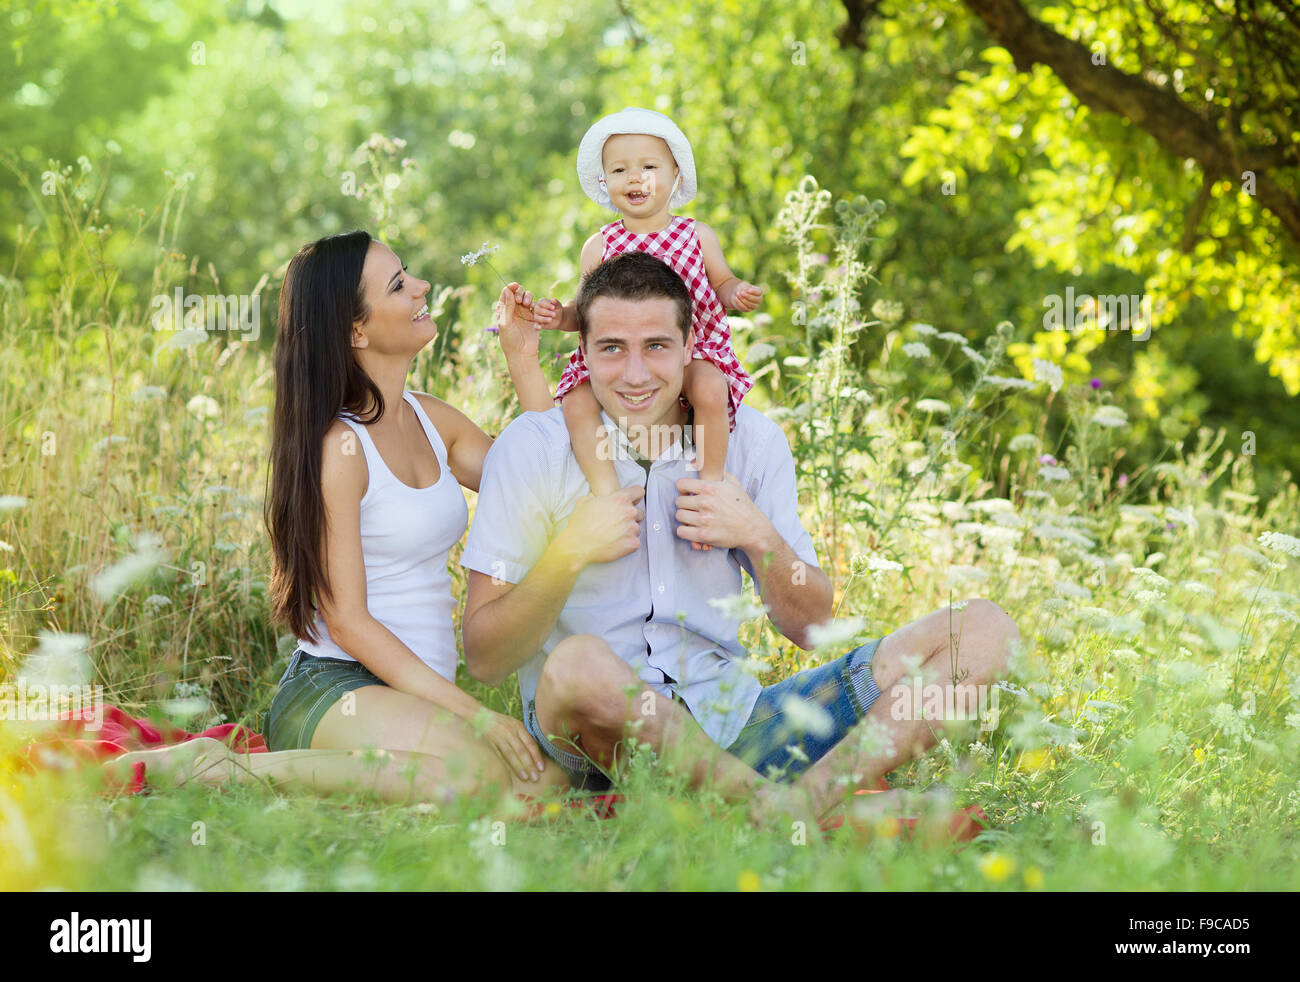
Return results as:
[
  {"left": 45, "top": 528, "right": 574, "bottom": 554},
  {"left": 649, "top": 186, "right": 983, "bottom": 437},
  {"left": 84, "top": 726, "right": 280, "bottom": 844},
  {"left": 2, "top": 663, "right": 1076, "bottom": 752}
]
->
[
  {"left": 787, "top": 597, "right": 1018, "bottom": 821},
  {"left": 533, "top": 634, "right": 783, "bottom": 802}
]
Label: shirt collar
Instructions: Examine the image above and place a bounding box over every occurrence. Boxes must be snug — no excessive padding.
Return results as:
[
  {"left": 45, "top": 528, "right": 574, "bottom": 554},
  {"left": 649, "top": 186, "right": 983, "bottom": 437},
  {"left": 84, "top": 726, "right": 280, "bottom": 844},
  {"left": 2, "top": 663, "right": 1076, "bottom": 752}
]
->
[{"left": 598, "top": 408, "right": 695, "bottom": 468}]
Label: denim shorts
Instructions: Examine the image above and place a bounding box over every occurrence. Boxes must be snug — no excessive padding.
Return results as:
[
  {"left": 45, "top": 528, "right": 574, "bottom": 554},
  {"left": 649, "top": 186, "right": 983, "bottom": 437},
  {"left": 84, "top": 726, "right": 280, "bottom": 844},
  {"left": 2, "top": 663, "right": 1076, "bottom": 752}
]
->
[
  {"left": 523, "top": 638, "right": 884, "bottom": 791},
  {"left": 262, "top": 650, "right": 388, "bottom": 752}
]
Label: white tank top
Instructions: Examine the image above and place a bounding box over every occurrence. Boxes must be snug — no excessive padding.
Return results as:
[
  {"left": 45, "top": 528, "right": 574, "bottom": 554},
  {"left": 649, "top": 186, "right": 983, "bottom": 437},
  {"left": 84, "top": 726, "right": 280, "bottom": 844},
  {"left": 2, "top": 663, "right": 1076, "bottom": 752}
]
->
[{"left": 297, "top": 391, "right": 469, "bottom": 682}]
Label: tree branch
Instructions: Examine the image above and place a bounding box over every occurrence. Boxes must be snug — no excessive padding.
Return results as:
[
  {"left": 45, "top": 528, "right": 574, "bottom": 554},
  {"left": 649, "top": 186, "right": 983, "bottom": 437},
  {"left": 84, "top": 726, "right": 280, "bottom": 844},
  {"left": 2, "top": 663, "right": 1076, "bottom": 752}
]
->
[{"left": 960, "top": 0, "right": 1300, "bottom": 243}]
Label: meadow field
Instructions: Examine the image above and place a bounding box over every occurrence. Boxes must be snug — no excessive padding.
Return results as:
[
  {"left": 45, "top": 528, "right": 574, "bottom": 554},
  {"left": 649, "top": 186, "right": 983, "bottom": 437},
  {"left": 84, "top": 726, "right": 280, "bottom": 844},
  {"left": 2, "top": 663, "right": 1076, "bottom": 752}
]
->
[{"left": 1, "top": 160, "right": 1297, "bottom": 893}]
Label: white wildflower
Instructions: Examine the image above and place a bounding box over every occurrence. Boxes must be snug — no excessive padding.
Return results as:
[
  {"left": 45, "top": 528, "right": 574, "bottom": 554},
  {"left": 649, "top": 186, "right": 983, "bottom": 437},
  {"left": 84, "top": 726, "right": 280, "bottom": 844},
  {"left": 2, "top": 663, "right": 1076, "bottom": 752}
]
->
[
  {"left": 90, "top": 532, "right": 168, "bottom": 601},
  {"left": 1259, "top": 531, "right": 1300, "bottom": 559},
  {"left": 0, "top": 495, "right": 28, "bottom": 512},
  {"left": 910, "top": 322, "right": 938, "bottom": 337},
  {"left": 1039, "top": 465, "right": 1070, "bottom": 482},
  {"left": 982, "top": 375, "right": 1037, "bottom": 391},
  {"left": 130, "top": 385, "right": 167, "bottom": 402},
  {"left": 144, "top": 594, "right": 172, "bottom": 609},
  {"left": 851, "top": 553, "right": 903, "bottom": 576},
  {"left": 1033, "top": 523, "right": 1095, "bottom": 548},
  {"left": 1090, "top": 406, "right": 1128, "bottom": 428},
  {"left": 460, "top": 241, "right": 500, "bottom": 267},
  {"left": 1054, "top": 580, "right": 1092, "bottom": 600},
  {"left": 961, "top": 345, "right": 987, "bottom": 366},
  {"left": 915, "top": 398, "right": 951, "bottom": 415},
  {"left": 902, "top": 341, "right": 932, "bottom": 359},
  {"left": 936, "top": 331, "right": 967, "bottom": 344},
  {"left": 20, "top": 631, "right": 92, "bottom": 688},
  {"left": 187, "top": 394, "right": 221, "bottom": 420},
  {"left": 1033, "top": 358, "right": 1064, "bottom": 393},
  {"left": 1119, "top": 505, "right": 1162, "bottom": 526},
  {"left": 1008, "top": 433, "right": 1039, "bottom": 452},
  {"left": 1209, "top": 702, "right": 1254, "bottom": 746},
  {"left": 155, "top": 328, "right": 209, "bottom": 355},
  {"left": 1129, "top": 567, "right": 1171, "bottom": 591},
  {"left": 806, "top": 616, "right": 867, "bottom": 649},
  {"left": 946, "top": 565, "right": 988, "bottom": 585},
  {"left": 968, "top": 741, "right": 994, "bottom": 761},
  {"left": 705, "top": 593, "right": 769, "bottom": 623},
  {"left": 780, "top": 694, "right": 835, "bottom": 738}
]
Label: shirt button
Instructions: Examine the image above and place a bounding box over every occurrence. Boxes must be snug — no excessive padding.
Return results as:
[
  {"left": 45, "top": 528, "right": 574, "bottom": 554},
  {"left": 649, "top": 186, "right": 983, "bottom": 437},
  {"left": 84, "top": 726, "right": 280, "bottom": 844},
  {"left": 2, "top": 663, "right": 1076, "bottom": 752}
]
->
[
  {"left": 658, "top": 584, "right": 665, "bottom": 594},
  {"left": 653, "top": 523, "right": 662, "bottom": 532}
]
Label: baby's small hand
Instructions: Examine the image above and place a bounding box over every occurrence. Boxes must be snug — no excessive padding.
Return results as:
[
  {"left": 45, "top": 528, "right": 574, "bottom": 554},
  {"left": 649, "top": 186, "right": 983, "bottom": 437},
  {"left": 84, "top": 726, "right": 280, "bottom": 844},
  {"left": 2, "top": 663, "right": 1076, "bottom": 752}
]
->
[
  {"left": 731, "top": 281, "right": 763, "bottom": 312},
  {"left": 533, "top": 297, "right": 563, "bottom": 328}
]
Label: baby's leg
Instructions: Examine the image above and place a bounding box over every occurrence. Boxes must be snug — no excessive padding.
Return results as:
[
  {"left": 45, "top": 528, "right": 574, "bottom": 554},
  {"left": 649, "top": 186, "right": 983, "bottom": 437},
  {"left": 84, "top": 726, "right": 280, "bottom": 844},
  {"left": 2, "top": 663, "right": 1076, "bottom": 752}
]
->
[
  {"left": 563, "top": 380, "right": 622, "bottom": 496},
  {"left": 682, "top": 360, "right": 733, "bottom": 551}
]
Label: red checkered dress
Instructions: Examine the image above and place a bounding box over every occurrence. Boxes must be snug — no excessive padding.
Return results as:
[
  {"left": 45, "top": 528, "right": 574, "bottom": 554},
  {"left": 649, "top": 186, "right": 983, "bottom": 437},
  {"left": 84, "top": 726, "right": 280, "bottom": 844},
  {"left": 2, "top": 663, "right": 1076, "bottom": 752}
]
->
[{"left": 554, "top": 216, "right": 753, "bottom": 431}]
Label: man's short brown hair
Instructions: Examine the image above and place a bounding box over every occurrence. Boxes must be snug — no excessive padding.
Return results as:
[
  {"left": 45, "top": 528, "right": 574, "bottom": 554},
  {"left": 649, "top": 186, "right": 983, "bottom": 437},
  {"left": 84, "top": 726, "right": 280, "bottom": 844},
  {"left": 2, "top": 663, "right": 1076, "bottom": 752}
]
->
[{"left": 575, "top": 251, "right": 692, "bottom": 344}]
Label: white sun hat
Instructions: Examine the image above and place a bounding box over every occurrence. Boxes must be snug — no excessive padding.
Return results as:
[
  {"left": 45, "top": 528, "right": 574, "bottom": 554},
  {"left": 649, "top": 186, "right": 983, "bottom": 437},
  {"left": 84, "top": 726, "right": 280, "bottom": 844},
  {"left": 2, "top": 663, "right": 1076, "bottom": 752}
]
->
[{"left": 577, "top": 106, "right": 697, "bottom": 212}]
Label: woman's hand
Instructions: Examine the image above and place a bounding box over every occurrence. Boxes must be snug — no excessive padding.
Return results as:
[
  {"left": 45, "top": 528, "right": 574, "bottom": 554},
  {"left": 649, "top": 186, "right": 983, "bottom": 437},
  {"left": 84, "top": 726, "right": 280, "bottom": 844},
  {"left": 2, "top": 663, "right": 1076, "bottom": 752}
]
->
[
  {"left": 475, "top": 707, "right": 547, "bottom": 782},
  {"left": 495, "top": 283, "right": 542, "bottom": 360}
]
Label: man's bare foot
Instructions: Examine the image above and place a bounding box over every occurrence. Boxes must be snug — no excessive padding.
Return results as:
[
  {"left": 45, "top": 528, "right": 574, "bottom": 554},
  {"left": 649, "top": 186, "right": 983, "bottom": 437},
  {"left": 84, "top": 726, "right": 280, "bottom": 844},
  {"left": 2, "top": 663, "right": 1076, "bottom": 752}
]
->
[{"left": 747, "top": 782, "right": 823, "bottom": 836}]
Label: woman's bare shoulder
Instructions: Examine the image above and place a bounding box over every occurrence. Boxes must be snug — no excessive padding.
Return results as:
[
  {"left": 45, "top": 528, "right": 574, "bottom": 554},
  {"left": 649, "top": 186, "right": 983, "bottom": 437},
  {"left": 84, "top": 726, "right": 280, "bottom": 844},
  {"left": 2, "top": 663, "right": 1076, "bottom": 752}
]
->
[{"left": 319, "top": 418, "right": 367, "bottom": 502}]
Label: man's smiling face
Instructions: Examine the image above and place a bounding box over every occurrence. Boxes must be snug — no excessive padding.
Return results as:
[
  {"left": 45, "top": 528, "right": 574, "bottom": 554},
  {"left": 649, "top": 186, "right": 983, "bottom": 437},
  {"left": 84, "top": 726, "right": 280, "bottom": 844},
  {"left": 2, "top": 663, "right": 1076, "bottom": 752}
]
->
[{"left": 581, "top": 295, "right": 693, "bottom": 436}]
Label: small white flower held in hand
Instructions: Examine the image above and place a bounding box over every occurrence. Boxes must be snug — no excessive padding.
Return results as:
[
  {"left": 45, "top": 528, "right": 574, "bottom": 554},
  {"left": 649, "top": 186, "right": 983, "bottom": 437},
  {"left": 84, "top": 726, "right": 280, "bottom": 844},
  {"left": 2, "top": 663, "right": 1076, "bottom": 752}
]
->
[{"left": 460, "top": 241, "right": 500, "bottom": 267}]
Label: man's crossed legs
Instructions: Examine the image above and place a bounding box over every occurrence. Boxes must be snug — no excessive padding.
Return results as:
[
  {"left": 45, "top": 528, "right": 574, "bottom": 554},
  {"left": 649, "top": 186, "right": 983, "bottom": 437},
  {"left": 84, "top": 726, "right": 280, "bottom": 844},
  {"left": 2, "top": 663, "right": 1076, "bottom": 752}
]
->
[{"left": 526, "top": 598, "right": 1020, "bottom": 825}]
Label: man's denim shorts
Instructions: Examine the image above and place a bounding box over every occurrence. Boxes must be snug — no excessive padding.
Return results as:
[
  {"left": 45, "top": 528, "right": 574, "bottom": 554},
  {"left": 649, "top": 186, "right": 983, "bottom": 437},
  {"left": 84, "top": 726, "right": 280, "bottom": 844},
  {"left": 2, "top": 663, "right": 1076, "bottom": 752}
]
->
[
  {"left": 522, "top": 638, "right": 884, "bottom": 791},
  {"left": 262, "top": 650, "right": 387, "bottom": 752}
]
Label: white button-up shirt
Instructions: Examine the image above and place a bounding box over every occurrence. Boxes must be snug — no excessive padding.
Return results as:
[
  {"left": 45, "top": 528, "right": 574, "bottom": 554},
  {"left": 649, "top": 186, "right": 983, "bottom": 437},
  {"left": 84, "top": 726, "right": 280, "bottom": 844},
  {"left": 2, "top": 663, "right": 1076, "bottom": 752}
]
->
[{"left": 461, "top": 405, "right": 821, "bottom": 749}]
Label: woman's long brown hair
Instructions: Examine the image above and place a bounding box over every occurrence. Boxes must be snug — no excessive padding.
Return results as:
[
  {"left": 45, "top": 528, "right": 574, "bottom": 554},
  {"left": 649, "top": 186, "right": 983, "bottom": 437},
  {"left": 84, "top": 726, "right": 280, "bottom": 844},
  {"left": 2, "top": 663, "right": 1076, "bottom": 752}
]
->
[{"left": 264, "top": 230, "right": 385, "bottom": 643}]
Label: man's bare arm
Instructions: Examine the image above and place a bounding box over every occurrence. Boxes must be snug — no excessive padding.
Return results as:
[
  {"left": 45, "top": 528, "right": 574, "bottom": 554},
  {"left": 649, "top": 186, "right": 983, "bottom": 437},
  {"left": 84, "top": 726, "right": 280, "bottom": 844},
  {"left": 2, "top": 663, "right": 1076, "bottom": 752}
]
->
[
  {"left": 674, "top": 474, "right": 832, "bottom": 648},
  {"left": 462, "top": 487, "right": 645, "bottom": 685}
]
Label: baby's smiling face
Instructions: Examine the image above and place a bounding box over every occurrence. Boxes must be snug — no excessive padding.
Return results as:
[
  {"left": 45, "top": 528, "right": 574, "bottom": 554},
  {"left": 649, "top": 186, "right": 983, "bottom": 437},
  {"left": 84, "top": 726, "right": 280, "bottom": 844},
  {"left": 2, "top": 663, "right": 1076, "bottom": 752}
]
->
[{"left": 601, "top": 133, "right": 680, "bottom": 219}]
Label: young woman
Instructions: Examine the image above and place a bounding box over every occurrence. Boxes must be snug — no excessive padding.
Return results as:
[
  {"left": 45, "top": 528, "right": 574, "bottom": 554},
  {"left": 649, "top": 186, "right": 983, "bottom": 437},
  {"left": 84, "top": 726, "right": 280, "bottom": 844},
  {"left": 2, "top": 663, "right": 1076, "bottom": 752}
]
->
[{"left": 113, "top": 230, "right": 571, "bottom": 808}]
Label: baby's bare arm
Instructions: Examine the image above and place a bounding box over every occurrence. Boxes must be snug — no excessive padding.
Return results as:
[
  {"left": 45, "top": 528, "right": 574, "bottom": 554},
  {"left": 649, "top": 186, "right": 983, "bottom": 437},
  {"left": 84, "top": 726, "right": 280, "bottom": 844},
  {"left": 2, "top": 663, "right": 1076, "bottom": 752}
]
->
[{"left": 562, "top": 381, "right": 622, "bottom": 496}]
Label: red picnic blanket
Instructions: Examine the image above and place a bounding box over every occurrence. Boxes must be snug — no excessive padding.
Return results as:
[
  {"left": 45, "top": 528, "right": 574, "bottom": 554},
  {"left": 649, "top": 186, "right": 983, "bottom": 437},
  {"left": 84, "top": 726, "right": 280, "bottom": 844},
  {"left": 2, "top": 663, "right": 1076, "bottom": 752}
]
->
[{"left": 11, "top": 704, "right": 266, "bottom": 794}]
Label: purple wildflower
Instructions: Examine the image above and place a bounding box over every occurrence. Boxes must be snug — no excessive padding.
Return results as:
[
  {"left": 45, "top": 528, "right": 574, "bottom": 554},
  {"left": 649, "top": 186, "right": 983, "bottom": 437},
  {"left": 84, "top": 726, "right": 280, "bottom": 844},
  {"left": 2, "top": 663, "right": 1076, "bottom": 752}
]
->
[
  {"left": 1038, "top": 454, "right": 1058, "bottom": 466},
  {"left": 1090, "top": 378, "right": 1102, "bottom": 390}
]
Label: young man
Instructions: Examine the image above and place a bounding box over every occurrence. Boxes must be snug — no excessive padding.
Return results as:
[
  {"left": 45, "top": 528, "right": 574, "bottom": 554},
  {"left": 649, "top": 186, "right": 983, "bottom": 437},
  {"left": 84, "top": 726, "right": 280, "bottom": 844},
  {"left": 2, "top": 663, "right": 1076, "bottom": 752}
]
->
[{"left": 461, "top": 251, "right": 1018, "bottom": 825}]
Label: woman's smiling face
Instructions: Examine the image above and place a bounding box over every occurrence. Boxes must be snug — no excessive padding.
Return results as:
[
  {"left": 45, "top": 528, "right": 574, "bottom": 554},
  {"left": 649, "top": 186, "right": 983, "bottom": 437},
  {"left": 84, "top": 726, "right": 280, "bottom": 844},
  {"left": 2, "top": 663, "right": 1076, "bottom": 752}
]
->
[{"left": 353, "top": 241, "right": 434, "bottom": 354}]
